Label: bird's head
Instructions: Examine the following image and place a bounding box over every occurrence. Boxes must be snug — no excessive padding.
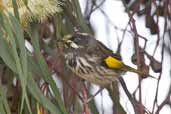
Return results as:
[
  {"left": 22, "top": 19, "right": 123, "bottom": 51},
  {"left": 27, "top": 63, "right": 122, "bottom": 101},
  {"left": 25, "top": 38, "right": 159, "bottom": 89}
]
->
[{"left": 57, "top": 33, "right": 96, "bottom": 52}]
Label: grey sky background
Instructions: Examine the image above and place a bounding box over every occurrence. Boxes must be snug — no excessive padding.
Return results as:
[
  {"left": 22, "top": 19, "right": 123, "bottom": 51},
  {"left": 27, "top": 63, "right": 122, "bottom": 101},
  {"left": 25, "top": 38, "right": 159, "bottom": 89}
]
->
[{"left": 79, "top": 0, "right": 171, "bottom": 114}]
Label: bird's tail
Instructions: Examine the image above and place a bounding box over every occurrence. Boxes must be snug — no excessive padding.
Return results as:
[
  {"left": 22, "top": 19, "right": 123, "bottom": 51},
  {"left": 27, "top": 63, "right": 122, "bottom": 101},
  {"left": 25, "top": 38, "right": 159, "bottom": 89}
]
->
[{"left": 121, "top": 65, "right": 156, "bottom": 79}]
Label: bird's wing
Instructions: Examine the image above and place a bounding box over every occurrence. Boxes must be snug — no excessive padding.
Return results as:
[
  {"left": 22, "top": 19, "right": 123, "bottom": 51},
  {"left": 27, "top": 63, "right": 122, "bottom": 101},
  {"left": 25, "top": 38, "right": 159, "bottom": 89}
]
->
[{"left": 96, "top": 40, "right": 122, "bottom": 60}]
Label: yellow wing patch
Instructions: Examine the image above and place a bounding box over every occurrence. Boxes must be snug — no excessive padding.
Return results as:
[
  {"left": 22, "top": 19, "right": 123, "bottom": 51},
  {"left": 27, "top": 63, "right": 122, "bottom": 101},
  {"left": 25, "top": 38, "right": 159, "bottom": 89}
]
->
[{"left": 104, "top": 56, "right": 124, "bottom": 69}]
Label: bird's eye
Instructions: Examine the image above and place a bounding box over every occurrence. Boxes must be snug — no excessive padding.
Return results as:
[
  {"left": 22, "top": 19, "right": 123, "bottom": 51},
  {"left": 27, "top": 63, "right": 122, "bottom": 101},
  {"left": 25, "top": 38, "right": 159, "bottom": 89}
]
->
[{"left": 73, "top": 37, "right": 81, "bottom": 44}]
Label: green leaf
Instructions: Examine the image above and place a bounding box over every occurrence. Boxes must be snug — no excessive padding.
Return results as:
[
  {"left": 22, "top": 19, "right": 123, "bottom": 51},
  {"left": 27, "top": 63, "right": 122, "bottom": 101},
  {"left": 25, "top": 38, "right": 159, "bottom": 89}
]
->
[
  {"left": 0, "top": 85, "right": 11, "bottom": 114},
  {"left": 27, "top": 74, "right": 62, "bottom": 114},
  {"left": 0, "top": 12, "right": 32, "bottom": 114},
  {"left": 0, "top": 38, "right": 17, "bottom": 73},
  {"left": 27, "top": 24, "right": 67, "bottom": 114}
]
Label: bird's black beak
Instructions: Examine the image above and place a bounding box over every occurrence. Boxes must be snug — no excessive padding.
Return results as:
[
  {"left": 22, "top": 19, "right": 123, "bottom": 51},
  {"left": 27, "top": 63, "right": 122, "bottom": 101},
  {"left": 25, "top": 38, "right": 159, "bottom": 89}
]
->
[
  {"left": 56, "top": 34, "right": 72, "bottom": 43},
  {"left": 56, "top": 34, "right": 73, "bottom": 50},
  {"left": 56, "top": 39, "right": 65, "bottom": 49}
]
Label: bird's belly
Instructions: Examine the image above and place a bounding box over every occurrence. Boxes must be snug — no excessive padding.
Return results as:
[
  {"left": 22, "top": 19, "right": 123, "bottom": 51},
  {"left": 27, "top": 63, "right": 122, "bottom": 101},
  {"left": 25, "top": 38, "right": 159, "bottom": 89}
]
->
[
  {"left": 68, "top": 65, "right": 120, "bottom": 86},
  {"left": 65, "top": 54, "right": 123, "bottom": 86}
]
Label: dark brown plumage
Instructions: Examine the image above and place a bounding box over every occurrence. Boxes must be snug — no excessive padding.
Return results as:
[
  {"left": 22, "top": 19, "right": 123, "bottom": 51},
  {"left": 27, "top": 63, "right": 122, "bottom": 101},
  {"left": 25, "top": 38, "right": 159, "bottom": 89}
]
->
[{"left": 57, "top": 32, "right": 152, "bottom": 86}]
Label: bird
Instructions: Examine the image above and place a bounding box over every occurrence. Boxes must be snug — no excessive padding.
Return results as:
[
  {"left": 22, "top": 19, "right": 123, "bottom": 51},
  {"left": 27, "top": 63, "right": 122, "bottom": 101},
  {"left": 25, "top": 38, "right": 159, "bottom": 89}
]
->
[{"left": 57, "top": 32, "right": 151, "bottom": 87}]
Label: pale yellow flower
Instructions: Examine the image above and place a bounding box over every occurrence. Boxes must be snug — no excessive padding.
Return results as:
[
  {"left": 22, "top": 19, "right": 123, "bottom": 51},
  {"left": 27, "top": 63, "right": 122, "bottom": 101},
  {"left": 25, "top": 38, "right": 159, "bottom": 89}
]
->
[{"left": 0, "top": 0, "right": 62, "bottom": 26}]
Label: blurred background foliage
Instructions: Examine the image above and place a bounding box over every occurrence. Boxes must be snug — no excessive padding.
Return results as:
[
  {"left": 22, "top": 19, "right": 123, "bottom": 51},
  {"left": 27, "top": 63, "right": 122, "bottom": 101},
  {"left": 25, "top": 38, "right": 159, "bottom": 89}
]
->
[{"left": 0, "top": 0, "right": 170, "bottom": 114}]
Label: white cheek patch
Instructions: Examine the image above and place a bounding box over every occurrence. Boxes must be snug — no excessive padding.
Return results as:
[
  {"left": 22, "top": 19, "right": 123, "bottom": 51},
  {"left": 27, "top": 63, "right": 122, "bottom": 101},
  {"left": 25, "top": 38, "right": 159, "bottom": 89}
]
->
[{"left": 70, "top": 42, "right": 79, "bottom": 48}]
